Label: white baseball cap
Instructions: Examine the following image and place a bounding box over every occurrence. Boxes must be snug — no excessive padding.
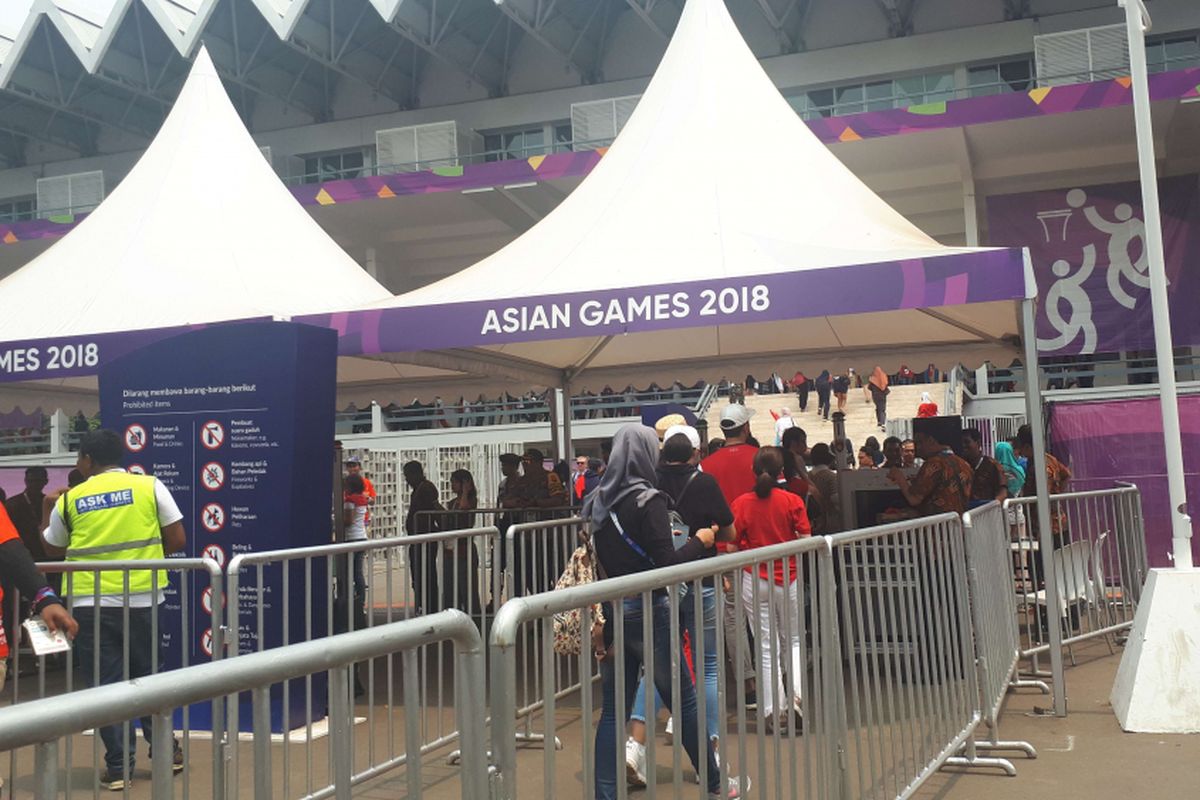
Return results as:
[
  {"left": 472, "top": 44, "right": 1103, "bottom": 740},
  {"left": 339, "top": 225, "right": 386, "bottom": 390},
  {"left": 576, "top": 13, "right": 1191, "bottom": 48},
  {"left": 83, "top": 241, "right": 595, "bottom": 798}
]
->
[
  {"left": 663, "top": 424, "right": 701, "bottom": 450},
  {"left": 720, "top": 404, "right": 755, "bottom": 431}
]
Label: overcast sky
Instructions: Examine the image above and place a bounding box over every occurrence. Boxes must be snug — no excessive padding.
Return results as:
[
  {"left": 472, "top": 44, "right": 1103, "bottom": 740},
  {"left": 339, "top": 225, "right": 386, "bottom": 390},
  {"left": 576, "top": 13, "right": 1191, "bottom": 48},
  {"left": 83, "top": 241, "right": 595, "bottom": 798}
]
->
[
  {"left": 0, "top": 1, "right": 125, "bottom": 39},
  {"left": 0, "top": 0, "right": 34, "bottom": 38}
]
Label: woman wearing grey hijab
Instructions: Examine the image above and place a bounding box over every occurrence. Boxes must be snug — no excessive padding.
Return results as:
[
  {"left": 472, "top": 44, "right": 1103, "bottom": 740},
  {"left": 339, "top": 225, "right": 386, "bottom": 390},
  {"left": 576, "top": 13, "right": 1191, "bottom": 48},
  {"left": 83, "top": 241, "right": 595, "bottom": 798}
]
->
[{"left": 587, "top": 426, "right": 743, "bottom": 800}]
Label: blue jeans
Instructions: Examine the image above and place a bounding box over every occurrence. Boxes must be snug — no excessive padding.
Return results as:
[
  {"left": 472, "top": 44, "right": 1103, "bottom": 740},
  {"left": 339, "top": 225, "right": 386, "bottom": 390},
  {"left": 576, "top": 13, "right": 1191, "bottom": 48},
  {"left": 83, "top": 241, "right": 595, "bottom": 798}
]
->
[
  {"left": 630, "top": 586, "right": 720, "bottom": 743},
  {"left": 73, "top": 606, "right": 162, "bottom": 774},
  {"left": 596, "top": 595, "right": 719, "bottom": 799}
]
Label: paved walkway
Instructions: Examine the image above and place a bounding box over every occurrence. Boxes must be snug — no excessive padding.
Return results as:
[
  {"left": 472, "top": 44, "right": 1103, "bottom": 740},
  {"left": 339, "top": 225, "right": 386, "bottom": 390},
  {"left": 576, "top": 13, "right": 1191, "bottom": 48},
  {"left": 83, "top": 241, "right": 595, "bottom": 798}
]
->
[
  {"left": 915, "top": 639, "right": 1199, "bottom": 800},
  {"left": 5, "top": 638, "right": 1196, "bottom": 798}
]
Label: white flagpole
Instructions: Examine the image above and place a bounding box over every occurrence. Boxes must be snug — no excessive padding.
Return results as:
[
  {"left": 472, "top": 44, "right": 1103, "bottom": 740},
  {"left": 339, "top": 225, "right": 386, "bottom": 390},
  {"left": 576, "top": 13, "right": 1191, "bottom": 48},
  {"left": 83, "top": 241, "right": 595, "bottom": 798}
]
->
[{"left": 1118, "top": 0, "right": 1193, "bottom": 568}]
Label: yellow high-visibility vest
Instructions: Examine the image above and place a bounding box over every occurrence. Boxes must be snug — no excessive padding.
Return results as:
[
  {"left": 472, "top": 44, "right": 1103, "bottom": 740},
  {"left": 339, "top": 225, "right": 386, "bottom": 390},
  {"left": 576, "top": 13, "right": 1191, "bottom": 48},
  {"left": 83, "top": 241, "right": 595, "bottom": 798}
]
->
[{"left": 60, "top": 471, "right": 168, "bottom": 598}]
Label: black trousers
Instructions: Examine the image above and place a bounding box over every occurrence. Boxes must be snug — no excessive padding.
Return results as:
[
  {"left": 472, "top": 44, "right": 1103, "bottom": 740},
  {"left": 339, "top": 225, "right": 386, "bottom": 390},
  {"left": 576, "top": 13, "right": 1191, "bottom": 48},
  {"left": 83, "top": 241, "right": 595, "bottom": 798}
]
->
[
  {"left": 816, "top": 387, "right": 831, "bottom": 419},
  {"left": 408, "top": 543, "right": 441, "bottom": 614}
]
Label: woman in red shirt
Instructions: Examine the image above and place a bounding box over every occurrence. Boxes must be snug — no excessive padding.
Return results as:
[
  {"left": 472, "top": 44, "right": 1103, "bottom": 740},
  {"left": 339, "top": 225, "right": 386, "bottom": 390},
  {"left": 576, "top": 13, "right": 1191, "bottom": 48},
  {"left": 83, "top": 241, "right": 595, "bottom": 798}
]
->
[
  {"left": 917, "top": 391, "right": 939, "bottom": 418},
  {"left": 731, "top": 447, "right": 812, "bottom": 731}
]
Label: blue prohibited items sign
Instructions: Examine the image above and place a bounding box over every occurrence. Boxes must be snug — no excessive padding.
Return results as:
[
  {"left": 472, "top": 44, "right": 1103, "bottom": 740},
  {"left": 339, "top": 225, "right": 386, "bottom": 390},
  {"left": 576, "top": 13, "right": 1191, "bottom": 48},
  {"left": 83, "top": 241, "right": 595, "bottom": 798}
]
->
[{"left": 99, "top": 321, "right": 338, "bottom": 732}]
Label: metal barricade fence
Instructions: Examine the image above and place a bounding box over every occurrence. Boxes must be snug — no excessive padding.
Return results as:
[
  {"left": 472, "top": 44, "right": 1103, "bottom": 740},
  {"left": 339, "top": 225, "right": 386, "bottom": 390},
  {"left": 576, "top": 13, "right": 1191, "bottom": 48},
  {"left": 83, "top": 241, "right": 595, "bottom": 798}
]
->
[
  {"left": 0, "top": 611, "right": 488, "bottom": 800},
  {"left": 414, "top": 507, "right": 577, "bottom": 536},
  {"left": 827, "top": 514, "right": 1012, "bottom": 800},
  {"left": 414, "top": 507, "right": 575, "bottom": 600},
  {"left": 4, "top": 558, "right": 224, "bottom": 797},
  {"left": 489, "top": 513, "right": 1020, "bottom": 800},
  {"left": 960, "top": 503, "right": 1037, "bottom": 763},
  {"left": 489, "top": 534, "right": 839, "bottom": 800},
  {"left": 1005, "top": 485, "right": 1147, "bottom": 685},
  {"left": 224, "top": 527, "right": 500, "bottom": 800},
  {"left": 502, "top": 517, "right": 589, "bottom": 751}
]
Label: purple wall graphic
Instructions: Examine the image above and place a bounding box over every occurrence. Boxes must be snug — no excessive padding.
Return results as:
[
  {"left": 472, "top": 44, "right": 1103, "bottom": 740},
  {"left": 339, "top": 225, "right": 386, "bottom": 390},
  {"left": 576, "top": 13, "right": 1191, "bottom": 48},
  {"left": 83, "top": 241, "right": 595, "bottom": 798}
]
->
[
  {"left": 987, "top": 174, "right": 1200, "bottom": 357},
  {"left": 3, "top": 67, "right": 1198, "bottom": 250},
  {"left": 1049, "top": 396, "right": 1200, "bottom": 568}
]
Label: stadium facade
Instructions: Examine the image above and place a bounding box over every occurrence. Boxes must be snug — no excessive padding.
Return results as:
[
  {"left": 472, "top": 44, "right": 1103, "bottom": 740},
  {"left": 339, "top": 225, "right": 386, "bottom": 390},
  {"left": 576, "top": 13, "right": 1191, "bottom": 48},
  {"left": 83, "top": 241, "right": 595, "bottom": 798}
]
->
[{"left": 0, "top": 0, "right": 1198, "bottom": 404}]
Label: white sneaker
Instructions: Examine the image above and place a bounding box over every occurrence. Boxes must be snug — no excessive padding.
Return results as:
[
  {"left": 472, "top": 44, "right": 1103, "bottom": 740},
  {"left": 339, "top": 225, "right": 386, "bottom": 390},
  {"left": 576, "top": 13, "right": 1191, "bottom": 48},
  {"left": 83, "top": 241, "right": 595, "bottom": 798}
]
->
[
  {"left": 709, "top": 774, "right": 750, "bottom": 799},
  {"left": 625, "top": 738, "right": 647, "bottom": 787},
  {"left": 664, "top": 715, "right": 674, "bottom": 742},
  {"left": 695, "top": 737, "right": 721, "bottom": 785}
]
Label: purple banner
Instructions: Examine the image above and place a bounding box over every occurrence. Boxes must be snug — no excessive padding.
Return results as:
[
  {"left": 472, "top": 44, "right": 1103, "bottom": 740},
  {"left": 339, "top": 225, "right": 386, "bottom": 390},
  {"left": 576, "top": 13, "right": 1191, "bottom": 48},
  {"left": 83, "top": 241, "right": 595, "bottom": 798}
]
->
[
  {"left": 0, "top": 318, "right": 269, "bottom": 384},
  {"left": 808, "top": 67, "right": 1200, "bottom": 145},
  {"left": 299, "top": 248, "right": 1026, "bottom": 357},
  {"left": 0, "top": 215, "right": 82, "bottom": 246},
  {"left": 986, "top": 175, "right": 1200, "bottom": 356},
  {"left": 292, "top": 149, "right": 603, "bottom": 208},
  {"left": 1049, "top": 396, "right": 1200, "bottom": 568}
]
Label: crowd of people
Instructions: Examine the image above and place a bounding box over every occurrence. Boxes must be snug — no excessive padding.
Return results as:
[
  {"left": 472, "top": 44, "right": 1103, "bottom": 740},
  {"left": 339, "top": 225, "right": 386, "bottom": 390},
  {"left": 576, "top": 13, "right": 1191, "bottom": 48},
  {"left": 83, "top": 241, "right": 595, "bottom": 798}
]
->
[
  {"left": 340, "top": 382, "right": 710, "bottom": 432},
  {"left": 365, "top": 393, "right": 1063, "bottom": 799},
  {"left": 583, "top": 411, "right": 1067, "bottom": 798},
  {"left": 333, "top": 364, "right": 951, "bottom": 435}
]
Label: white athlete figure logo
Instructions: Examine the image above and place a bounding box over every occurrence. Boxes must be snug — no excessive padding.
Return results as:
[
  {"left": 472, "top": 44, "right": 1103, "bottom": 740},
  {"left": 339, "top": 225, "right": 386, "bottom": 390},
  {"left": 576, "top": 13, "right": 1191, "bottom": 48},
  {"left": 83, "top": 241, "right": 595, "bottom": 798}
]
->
[
  {"left": 1066, "top": 188, "right": 1149, "bottom": 309},
  {"left": 1038, "top": 244, "right": 1098, "bottom": 355}
]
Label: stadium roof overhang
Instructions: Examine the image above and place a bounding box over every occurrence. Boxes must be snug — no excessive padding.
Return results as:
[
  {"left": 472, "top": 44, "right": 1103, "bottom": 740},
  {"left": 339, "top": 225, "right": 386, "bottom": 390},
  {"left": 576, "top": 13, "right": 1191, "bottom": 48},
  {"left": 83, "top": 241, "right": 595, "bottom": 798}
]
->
[{"left": 0, "top": 0, "right": 838, "bottom": 166}]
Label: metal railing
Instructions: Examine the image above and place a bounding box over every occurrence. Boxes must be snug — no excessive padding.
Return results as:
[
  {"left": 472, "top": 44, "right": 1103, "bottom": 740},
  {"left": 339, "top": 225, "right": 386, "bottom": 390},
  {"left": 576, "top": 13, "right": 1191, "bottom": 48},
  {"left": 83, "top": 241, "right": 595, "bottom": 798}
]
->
[
  {"left": 413, "top": 506, "right": 576, "bottom": 536},
  {"left": 960, "top": 503, "right": 1038, "bottom": 762},
  {"left": 976, "top": 352, "right": 1200, "bottom": 396},
  {"left": 962, "top": 414, "right": 1027, "bottom": 454},
  {"left": 489, "top": 535, "right": 829, "bottom": 800},
  {"left": 4, "top": 558, "right": 224, "bottom": 795},
  {"left": 224, "top": 527, "right": 501, "bottom": 799},
  {"left": 375, "top": 386, "right": 709, "bottom": 431},
  {"left": 280, "top": 137, "right": 616, "bottom": 186},
  {"left": 0, "top": 611, "right": 487, "bottom": 800},
  {"left": 827, "top": 515, "right": 1014, "bottom": 798},
  {"left": 884, "top": 414, "right": 1025, "bottom": 452},
  {"left": 1, "top": 487, "right": 1147, "bottom": 797},
  {"left": 0, "top": 428, "right": 52, "bottom": 456},
  {"left": 501, "top": 517, "right": 589, "bottom": 754},
  {"left": 792, "top": 55, "right": 1199, "bottom": 122},
  {"left": 488, "top": 512, "right": 1025, "bottom": 800},
  {"left": 1005, "top": 485, "right": 1147, "bottom": 707}
]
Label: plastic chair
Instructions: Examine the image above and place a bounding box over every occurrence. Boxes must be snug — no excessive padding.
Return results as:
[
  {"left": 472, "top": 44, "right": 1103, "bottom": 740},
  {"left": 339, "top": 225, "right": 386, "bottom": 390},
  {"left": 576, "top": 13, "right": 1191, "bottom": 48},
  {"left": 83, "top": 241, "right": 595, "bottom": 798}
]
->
[
  {"left": 1089, "top": 531, "right": 1118, "bottom": 654},
  {"left": 1024, "top": 540, "right": 1091, "bottom": 665}
]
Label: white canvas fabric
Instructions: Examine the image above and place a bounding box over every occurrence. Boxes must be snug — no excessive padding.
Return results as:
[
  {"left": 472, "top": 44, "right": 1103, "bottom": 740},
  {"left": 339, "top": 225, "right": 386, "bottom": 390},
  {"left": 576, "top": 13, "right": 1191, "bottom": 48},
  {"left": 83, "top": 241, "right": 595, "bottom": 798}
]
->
[
  {"left": 0, "top": 45, "right": 390, "bottom": 344},
  {"left": 322, "top": 0, "right": 1027, "bottom": 382},
  {"left": 371, "top": 0, "right": 1003, "bottom": 310}
]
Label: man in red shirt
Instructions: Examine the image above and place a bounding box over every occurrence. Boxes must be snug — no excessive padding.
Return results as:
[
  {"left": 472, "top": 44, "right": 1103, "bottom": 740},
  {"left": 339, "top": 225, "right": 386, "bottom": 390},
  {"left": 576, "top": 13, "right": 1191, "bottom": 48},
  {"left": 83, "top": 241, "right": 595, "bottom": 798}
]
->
[
  {"left": 700, "top": 403, "right": 760, "bottom": 709},
  {"left": 701, "top": 404, "right": 758, "bottom": 505}
]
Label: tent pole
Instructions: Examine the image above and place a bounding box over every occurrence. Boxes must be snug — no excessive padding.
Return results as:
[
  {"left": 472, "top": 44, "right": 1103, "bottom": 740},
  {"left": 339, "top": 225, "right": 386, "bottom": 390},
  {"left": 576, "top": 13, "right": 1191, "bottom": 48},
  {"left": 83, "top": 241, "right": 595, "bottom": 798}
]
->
[
  {"left": 561, "top": 376, "right": 574, "bottom": 466},
  {"left": 1019, "top": 292, "right": 1067, "bottom": 716}
]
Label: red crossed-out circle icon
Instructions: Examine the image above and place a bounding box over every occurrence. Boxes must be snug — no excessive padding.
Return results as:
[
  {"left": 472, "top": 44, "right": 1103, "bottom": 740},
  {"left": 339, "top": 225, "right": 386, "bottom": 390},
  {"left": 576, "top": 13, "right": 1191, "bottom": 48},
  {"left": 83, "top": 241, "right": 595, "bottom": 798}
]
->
[
  {"left": 200, "top": 420, "right": 225, "bottom": 450},
  {"left": 124, "top": 424, "right": 147, "bottom": 452}
]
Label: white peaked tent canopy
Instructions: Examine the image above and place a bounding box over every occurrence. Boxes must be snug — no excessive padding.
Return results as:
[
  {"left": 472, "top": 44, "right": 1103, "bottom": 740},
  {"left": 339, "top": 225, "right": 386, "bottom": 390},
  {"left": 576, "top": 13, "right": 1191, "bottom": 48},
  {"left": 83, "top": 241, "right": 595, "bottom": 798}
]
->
[
  {"left": 304, "top": 0, "right": 1030, "bottom": 389},
  {"left": 0, "top": 46, "right": 392, "bottom": 355}
]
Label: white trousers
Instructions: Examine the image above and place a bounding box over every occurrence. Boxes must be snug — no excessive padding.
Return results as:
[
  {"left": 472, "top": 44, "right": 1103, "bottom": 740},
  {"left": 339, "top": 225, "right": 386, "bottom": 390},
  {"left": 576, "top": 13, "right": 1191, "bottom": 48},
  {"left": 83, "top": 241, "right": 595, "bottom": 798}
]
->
[{"left": 742, "top": 573, "right": 804, "bottom": 718}]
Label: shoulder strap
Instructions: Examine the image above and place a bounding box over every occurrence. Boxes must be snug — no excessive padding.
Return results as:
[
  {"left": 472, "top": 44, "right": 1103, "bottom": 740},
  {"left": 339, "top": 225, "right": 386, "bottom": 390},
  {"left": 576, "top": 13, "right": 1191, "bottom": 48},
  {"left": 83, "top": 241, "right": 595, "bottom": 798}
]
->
[
  {"left": 608, "top": 510, "right": 654, "bottom": 567},
  {"left": 60, "top": 487, "right": 72, "bottom": 534},
  {"left": 673, "top": 470, "right": 700, "bottom": 508}
]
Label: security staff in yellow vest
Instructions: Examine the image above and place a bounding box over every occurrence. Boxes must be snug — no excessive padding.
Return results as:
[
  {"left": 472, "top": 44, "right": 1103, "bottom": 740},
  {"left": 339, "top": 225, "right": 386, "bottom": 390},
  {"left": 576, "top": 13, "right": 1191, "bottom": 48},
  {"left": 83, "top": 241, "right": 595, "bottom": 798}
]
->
[{"left": 42, "top": 429, "right": 187, "bottom": 791}]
